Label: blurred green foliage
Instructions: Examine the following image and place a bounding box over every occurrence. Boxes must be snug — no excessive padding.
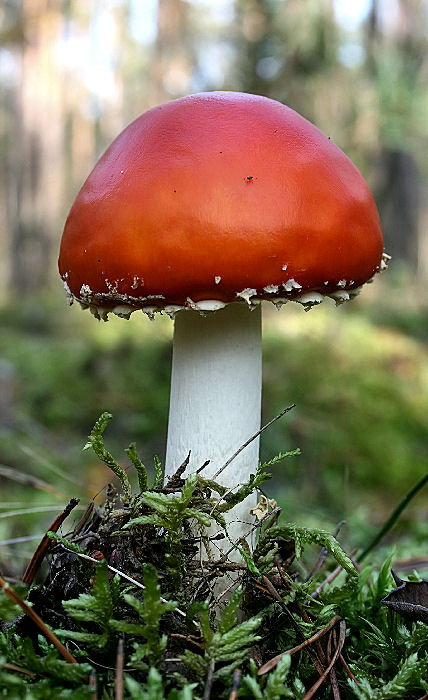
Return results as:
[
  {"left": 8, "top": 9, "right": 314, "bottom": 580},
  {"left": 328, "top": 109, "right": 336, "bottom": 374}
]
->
[{"left": 0, "top": 279, "right": 426, "bottom": 549}]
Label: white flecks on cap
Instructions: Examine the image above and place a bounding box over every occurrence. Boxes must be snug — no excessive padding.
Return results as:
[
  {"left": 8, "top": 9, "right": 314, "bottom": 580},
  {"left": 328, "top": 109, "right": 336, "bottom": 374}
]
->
[
  {"left": 63, "top": 280, "right": 74, "bottom": 306},
  {"left": 164, "top": 304, "right": 184, "bottom": 318},
  {"left": 282, "top": 264, "right": 288, "bottom": 271},
  {"left": 264, "top": 284, "right": 279, "bottom": 294},
  {"left": 337, "top": 279, "right": 347, "bottom": 288},
  {"left": 113, "top": 305, "right": 134, "bottom": 319},
  {"left": 295, "top": 291, "right": 324, "bottom": 310},
  {"left": 105, "top": 278, "right": 119, "bottom": 293},
  {"left": 89, "top": 305, "right": 110, "bottom": 322},
  {"left": 282, "top": 278, "right": 302, "bottom": 292},
  {"left": 329, "top": 290, "right": 350, "bottom": 305},
  {"left": 236, "top": 288, "right": 257, "bottom": 304},
  {"left": 214, "top": 276, "right": 221, "bottom": 284},
  {"left": 381, "top": 252, "right": 391, "bottom": 270},
  {"left": 80, "top": 284, "right": 93, "bottom": 302},
  {"left": 273, "top": 298, "right": 290, "bottom": 309},
  {"left": 192, "top": 299, "right": 226, "bottom": 312},
  {"left": 141, "top": 306, "right": 158, "bottom": 321}
]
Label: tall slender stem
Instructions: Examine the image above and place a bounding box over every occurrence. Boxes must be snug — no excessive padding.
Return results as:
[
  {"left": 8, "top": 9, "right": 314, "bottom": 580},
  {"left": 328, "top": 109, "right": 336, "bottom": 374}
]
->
[{"left": 165, "top": 303, "right": 262, "bottom": 545}]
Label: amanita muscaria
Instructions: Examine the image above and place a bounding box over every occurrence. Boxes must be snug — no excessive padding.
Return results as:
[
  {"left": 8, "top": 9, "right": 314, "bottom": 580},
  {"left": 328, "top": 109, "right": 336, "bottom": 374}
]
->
[{"left": 59, "top": 92, "right": 386, "bottom": 545}]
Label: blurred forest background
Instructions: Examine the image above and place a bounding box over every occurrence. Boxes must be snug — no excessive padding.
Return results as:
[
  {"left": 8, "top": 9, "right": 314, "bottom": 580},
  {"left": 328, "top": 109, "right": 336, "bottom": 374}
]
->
[{"left": 0, "top": 0, "right": 427, "bottom": 574}]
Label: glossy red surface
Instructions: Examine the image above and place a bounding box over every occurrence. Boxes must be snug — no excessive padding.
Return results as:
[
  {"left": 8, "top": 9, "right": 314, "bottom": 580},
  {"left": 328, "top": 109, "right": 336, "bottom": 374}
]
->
[{"left": 58, "top": 92, "right": 384, "bottom": 307}]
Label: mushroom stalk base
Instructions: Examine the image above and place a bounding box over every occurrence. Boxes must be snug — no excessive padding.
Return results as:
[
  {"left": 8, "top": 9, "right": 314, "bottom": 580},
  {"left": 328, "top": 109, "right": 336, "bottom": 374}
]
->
[{"left": 165, "top": 303, "right": 262, "bottom": 550}]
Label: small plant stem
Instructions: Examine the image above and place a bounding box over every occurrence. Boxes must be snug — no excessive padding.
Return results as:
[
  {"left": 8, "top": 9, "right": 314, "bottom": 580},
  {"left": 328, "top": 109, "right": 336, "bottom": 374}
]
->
[{"left": 358, "top": 470, "right": 428, "bottom": 563}]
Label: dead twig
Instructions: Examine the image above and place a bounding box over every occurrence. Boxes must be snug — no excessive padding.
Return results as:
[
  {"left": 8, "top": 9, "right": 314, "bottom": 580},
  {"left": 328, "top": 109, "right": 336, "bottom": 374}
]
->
[
  {"left": 259, "top": 576, "right": 325, "bottom": 678},
  {"left": 327, "top": 628, "right": 341, "bottom": 700},
  {"left": 0, "top": 575, "right": 77, "bottom": 664},
  {"left": 311, "top": 549, "right": 358, "bottom": 599},
  {"left": 72, "top": 501, "right": 94, "bottom": 537},
  {"left": 228, "top": 669, "right": 242, "bottom": 700},
  {"left": 22, "top": 498, "right": 80, "bottom": 586},
  {"left": 258, "top": 615, "right": 342, "bottom": 675},
  {"left": 0, "top": 464, "right": 65, "bottom": 497},
  {"left": 220, "top": 507, "right": 282, "bottom": 562},
  {"left": 305, "top": 520, "right": 346, "bottom": 582},
  {"left": 170, "top": 633, "right": 204, "bottom": 650},
  {"left": 212, "top": 404, "right": 296, "bottom": 480},
  {"left": 89, "top": 668, "right": 97, "bottom": 700},
  {"left": 203, "top": 657, "right": 215, "bottom": 700},
  {"left": 339, "top": 652, "right": 357, "bottom": 684},
  {"left": 2, "top": 662, "right": 36, "bottom": 678},
  {"left": 115, "top": 637, "right": 124, "bottom": 700},
  {"left": 301, "top": 620, "right": 346, "bottom": 700}
]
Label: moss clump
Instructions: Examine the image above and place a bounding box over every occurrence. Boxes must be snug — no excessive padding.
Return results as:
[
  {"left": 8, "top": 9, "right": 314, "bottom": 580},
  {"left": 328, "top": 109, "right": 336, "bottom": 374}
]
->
[{"left": 1, "top": 415, "right": 427, "bottom": 699}]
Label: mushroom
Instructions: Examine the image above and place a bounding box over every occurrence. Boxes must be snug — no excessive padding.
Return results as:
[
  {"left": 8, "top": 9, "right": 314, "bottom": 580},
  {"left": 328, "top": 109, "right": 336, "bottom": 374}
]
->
[{"left": 58, "top": 92, "right": 385, "bottom": 547}]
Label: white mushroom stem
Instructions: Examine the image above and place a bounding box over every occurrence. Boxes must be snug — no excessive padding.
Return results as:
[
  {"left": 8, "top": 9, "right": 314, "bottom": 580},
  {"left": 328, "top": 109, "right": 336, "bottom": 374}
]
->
[{"left": 165, "top": 303, "right": 262, "bottom": 548}]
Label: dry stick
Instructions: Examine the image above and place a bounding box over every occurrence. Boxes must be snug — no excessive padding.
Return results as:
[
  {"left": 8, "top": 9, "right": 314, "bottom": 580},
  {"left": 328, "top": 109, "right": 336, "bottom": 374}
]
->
[
  {"left": 0, "top": 575, "right": 77, "bottom": 664},
  {"left": 0, "top": 464, "right": 65, "bottom": 497},
  {"left": 305, "top": 520, "right": 346, "bottom": 582},
  {"left": 212, "top": 404, "right": 296, "bottom": 480},
  {"left": 274, "top": 559, "right": 328, "bottom": 666},
  {"left": 115, "top": 637, "right": 124, "bottom": 700},
  {"left": 301, "top": 620, "right": 346, "bottom": 700},
  {"left": 258, "top": 615, "right": 342, "bottom": 675},
  {"left": 220, "top": 506, "right": 282, "bottom": 562},
  {"left": 339, "top": 653, "right": 357, "bottom": 684},
  {"left": 89, "top": 669, "right": 97, "bottom": 700},
  {"left": 310, "top": 548, "right": 358, "bottom": 599},
  {"left": 22, "top": 498, "right": 80, "bottom": 586},
  {"left": 393, "top": 557, "right": 428, "bottom": 572},
  {"left": 2, "top": 663, "right": 36, "bottom": 678},
  {"left": 0, "top": 534, "right": 44, "bottom": 547},
  {"left": 203, "top": 657, "right": 216, "bottom": 700},
  {"left": 72, "top": 501, "right": 95, "bottom": 537},
  {"left": 196, "top": 459, "right": 211, "bottom": 475},
  {"left": 259, "top": 576, "right": 325, "bottom": 678},
  {"left": 327, "top": 628, "right": 341, "bottom": 700},
  {"left": 228, "top": 669, "right": 242, "bottom": 700}
]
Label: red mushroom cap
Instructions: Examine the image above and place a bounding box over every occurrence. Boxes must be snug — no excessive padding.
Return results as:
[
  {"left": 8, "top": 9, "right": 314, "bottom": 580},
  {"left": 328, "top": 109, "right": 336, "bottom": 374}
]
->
[{"left": 58, "top": 92, "right": 384, "bottom": 314}]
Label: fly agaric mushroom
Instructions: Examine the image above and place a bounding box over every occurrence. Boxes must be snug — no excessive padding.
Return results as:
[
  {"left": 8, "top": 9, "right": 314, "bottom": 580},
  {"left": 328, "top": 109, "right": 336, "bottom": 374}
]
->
[{"left": 58, "top": 92, "right": 386, "bottom": 546}]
